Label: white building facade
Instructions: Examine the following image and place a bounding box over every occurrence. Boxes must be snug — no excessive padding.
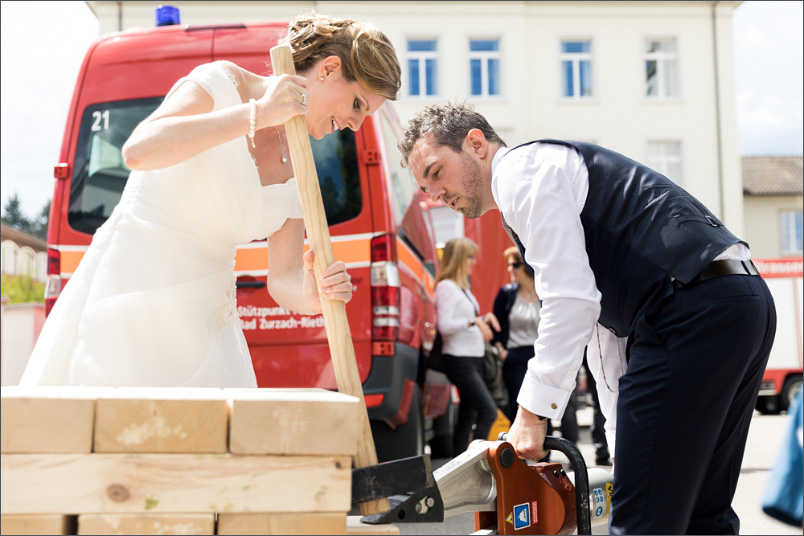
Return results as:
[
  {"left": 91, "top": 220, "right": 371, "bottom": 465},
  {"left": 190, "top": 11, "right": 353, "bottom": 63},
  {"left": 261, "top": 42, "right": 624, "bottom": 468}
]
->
[{"left": 87, "top": 0, "right": 745, "bottom": 234}]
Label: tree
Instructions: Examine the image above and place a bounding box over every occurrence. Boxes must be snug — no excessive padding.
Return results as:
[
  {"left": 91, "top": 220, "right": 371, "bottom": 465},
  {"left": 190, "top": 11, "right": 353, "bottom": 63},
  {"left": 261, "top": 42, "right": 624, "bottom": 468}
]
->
[
  {"left": 1, "top": 193, "right": 31, "bottom": 232},
  {"left": 1, "top": 193, "right": 50, "bottom": 240},
  {"left": 30, "top": 200, "right": 50, "bottom": 241}
]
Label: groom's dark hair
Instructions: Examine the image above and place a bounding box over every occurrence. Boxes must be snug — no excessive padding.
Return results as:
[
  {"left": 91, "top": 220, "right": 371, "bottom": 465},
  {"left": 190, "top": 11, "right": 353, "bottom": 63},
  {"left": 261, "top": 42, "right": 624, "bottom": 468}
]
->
[{"left": 398, "top": 102, "right": 506, "bottom": 168}]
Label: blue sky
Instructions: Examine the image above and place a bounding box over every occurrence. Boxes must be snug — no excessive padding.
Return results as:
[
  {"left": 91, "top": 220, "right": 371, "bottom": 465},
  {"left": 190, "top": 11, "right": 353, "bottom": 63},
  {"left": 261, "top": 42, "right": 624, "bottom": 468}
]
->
[
  {"left": 1, "top": 1, "right": 802, "bottom": 219},
  {"left": 733, "top": 1, "right": 803, "bottom": 156}
]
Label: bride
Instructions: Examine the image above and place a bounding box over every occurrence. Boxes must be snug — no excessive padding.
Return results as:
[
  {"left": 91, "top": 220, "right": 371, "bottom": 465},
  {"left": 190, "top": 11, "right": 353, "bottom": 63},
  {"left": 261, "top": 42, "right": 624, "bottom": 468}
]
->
[{"left": 20, "top": 12, "right": 401, "bottom": 388}]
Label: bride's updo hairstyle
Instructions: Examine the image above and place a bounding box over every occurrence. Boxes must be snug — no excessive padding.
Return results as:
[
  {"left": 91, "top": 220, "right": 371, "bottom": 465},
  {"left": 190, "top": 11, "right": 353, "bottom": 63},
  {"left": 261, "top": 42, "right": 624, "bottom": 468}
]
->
[{"left": 280, "top": 12, "right": 401, "bottom": 101}]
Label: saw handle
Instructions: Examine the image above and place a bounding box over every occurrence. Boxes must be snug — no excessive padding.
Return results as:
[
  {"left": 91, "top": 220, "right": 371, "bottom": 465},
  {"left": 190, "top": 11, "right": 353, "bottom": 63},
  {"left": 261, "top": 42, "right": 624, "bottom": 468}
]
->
[{"left": 498, "top": 433, "right": 592, "bottom": 535}]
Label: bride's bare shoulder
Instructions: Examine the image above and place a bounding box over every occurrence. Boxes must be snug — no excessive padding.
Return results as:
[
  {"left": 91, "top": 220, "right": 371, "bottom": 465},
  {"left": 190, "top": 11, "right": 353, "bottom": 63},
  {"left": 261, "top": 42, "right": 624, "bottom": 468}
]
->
[{"left": 212, "top": 60, "right": 265, "bottom": 102}]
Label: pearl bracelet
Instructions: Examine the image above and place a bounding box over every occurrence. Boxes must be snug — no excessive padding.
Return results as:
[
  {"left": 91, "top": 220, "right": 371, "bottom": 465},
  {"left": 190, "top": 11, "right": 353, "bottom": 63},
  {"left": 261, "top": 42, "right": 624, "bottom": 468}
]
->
[{"left": 248, "top": 98, "right": 256, "bottom": 148}]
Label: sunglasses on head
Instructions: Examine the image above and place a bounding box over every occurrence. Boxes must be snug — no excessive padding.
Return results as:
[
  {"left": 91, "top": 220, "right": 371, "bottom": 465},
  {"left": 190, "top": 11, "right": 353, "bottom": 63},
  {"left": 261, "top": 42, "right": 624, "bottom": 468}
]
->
[{"left": 508, "top": 261, "right": 522, "bottom": 269}]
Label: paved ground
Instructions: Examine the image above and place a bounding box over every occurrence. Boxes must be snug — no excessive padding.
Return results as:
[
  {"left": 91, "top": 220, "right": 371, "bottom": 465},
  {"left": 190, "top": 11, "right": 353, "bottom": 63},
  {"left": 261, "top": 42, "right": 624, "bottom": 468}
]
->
[{"left": 394, "top": 407, "right": 801, "bottom": 535}]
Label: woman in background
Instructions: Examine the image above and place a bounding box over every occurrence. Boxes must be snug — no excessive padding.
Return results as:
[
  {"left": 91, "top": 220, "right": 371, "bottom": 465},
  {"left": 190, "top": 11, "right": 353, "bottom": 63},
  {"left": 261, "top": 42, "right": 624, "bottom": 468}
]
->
[
  {"left": 435, "top": 238, "right": 500, "bottom": 455},
  {"left": 492, "top": 247, "right": 545, "bottom": 423}
]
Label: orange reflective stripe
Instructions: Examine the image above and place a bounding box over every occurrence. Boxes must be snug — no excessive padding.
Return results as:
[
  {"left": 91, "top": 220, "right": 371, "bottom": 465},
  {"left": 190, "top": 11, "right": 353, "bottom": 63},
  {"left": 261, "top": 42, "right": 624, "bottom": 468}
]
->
[
  {"left": 234, "top": 236, "right": 372, "bottom": 272},
  {"left": 60, "top": 250, "right": 84, "bottom": 275},
  {"left": 234, "top": 245, "right": 267, "bottom": 272},
  {"left": 333, "top": 238, "right": 370, "bottom": 266},
  {"left": 55, "top": 234, "right": 433, "bottom": 296},
  {"left": 397, "top": 238, "right": 421, "bottom": 278},
  {"left": 396, "top": 237, "right": 435, "bottom": 297}
]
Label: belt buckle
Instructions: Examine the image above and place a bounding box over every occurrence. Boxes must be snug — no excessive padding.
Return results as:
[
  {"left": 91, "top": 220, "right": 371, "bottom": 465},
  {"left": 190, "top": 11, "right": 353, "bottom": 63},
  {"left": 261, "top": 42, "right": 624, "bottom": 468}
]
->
[{"left": 742, "top": 260, "right": 759, "bottom": 276}]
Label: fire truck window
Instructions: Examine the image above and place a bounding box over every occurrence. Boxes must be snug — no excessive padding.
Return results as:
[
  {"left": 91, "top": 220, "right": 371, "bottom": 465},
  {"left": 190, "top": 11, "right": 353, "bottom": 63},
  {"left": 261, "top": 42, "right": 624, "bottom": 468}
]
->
[
  {"left": 379, "top": 112, "right": 437, "bottom": 276},
  {"left": 379, "top": 116, "right": 416, "bottom": 227},
  {"left": 69, "top": 98, "right": 162, "bottom": 234},
  {"left": 310, "top": 129, "right": 362, "bottom": 226},
  {"left": 68, "top": 99, "right": 361, "bottom": 236}
]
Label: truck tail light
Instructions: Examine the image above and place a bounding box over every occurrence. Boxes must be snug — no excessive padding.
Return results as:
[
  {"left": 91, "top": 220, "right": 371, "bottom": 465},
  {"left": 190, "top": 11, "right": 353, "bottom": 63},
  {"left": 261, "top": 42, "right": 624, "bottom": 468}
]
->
[
  {"left": 44, "top": 248, "right": 61, "bottom": 316},
  {"left": 370, "top": 233, "right": 400, "bottom": 342},
  {"left": 364, "top": 393, "right": 384, "bottom": 407}
]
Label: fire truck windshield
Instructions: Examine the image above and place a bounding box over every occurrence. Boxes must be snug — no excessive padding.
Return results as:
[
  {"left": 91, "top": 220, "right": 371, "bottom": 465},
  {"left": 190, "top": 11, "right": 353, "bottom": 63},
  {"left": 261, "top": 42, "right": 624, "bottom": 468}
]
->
[
  {"left": 68, "top": 98, "right": 362, "bottom": 236},
  {"left": 69, "top": 98, "right": 161, "bottom": 234}
]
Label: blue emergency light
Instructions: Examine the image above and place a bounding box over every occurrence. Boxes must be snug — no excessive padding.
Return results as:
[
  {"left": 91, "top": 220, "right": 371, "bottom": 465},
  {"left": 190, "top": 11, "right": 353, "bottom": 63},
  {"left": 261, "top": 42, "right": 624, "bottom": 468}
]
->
[{"left": 155, "top": 5, "right": 181, "bottom": 26}]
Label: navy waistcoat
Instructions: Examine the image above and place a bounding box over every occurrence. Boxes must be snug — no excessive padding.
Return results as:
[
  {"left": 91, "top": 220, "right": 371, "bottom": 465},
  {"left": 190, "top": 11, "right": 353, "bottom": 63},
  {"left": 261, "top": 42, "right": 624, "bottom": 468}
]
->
[{"left": 502, "top": 139, "right": 745, "bottom": 337}]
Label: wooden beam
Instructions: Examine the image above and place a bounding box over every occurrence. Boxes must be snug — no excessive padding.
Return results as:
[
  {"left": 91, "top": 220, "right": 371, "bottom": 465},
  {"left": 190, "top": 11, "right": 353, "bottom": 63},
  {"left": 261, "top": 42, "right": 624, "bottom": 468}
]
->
[
  {"left": 269, "top": 43, "right": 388, "bottom": 517},
  {"left": 226, "top": 388, "right": 360, "bottom": 455},
  {"left": 1, "top": 386, "right": 110, "bottom": 454},
  {"left": 93, "top": 388, "right": 227, "bottom": 454},
  {"left": 77, "top": 513, "right": 214, "bottom": 535},
  {"left": 217, "top": 512, "right": 346, "bottom": 535},
  {"left": 1, "top": 454, "right": 350, "bottom": 515},
  {"left": 0, "top": 514, "right": 75, "bottom": 535}
]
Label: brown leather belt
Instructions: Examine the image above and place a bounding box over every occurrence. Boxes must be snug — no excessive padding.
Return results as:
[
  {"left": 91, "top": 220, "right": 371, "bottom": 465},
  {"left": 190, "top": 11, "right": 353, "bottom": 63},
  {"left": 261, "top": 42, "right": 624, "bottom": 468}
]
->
[{"left": 674, "top": 259, "right": 759, "bottom": 289}]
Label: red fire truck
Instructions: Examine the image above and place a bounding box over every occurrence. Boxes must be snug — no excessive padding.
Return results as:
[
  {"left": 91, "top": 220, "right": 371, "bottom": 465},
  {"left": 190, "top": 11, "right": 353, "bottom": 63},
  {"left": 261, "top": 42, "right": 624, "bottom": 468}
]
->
[
  {"left": 44, "top": 12, "right": 511, "bottom": 461},
  {"left": 752, "top": 258, "right": 803, "bottom": 414}
]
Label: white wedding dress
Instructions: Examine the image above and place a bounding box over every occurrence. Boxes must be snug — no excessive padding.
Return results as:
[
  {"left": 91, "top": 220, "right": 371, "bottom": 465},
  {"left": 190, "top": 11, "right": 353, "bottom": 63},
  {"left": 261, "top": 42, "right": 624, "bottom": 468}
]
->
[{"left": 20, "top": 62, "right": 303, "bottom": 388}]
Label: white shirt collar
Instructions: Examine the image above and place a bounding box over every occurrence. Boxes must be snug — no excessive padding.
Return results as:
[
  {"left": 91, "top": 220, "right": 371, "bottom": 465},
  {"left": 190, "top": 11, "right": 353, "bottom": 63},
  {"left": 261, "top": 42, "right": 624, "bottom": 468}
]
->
[{"left": 490, "top": 145, "right": 510, "bottom": 210}]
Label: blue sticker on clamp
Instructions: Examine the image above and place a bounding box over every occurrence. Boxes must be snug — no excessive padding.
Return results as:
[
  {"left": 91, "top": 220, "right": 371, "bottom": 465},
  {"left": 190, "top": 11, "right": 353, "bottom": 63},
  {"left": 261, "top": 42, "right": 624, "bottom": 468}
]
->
[{"left": 513, "top": 502, "right": 531, "bottom": 530}]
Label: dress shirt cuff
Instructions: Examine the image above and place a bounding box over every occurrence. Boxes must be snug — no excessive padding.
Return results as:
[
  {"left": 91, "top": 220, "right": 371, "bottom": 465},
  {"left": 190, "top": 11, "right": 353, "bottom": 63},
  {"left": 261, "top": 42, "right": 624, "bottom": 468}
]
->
[
  {"left": 605, "top": 429, "right": 617, "bottom": 456},
  {"left": 516, "top": 375, "right": 572, "bottom": 421}
]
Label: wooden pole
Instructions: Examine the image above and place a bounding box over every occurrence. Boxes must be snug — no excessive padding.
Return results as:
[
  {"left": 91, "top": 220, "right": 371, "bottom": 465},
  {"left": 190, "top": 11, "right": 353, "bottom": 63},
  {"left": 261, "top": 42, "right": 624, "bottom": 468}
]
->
[{"left": 269, "top": 45, "right": 389, "bottom": 516}]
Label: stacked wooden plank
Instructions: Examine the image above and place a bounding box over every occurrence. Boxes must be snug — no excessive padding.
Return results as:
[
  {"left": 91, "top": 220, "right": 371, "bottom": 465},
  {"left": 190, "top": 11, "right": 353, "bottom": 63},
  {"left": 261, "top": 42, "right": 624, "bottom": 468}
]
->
[{"left": 0, "top": 386, "right": 397, "bottom": 535}]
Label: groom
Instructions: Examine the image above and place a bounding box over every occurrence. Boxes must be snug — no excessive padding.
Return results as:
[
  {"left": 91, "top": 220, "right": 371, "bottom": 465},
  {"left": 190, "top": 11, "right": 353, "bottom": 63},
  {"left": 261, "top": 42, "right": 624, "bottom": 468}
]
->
[{"left": 397, "top": 102, "right": 776, "bottom": 535}]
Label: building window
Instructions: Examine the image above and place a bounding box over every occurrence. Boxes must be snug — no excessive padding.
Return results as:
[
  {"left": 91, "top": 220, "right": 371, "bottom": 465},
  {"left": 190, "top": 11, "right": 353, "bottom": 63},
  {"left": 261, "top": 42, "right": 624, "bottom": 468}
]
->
[
  {"left": 781, "top": 210, "right": 803, "bottom": 255},
  {"left": 469, "top": 39, "right": 500, "bottom": 97},
  {"left": 646, "top": 141, "right": 682, "bottom": 184},
  {"left": 408, "top": 39, "right": 438, "bottom": 97},
  {"left": 561, "top": 41, "right": 592, "bottom": 98},
  {"left": 645, "top": 39, "right": 678, "bottom": 98}
]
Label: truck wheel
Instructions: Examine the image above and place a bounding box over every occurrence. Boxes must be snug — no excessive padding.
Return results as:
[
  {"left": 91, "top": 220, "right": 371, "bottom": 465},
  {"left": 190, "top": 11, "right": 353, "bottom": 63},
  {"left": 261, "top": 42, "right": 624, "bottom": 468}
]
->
[
  {"left": 756, "top": 395, "right": 780, "bottom": 415},
  {"left": 780, "top": 375, "right": 803, "bottom": 413},
  {"left": 371, "top": 384, "right": 424, "bottom": 463}
]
